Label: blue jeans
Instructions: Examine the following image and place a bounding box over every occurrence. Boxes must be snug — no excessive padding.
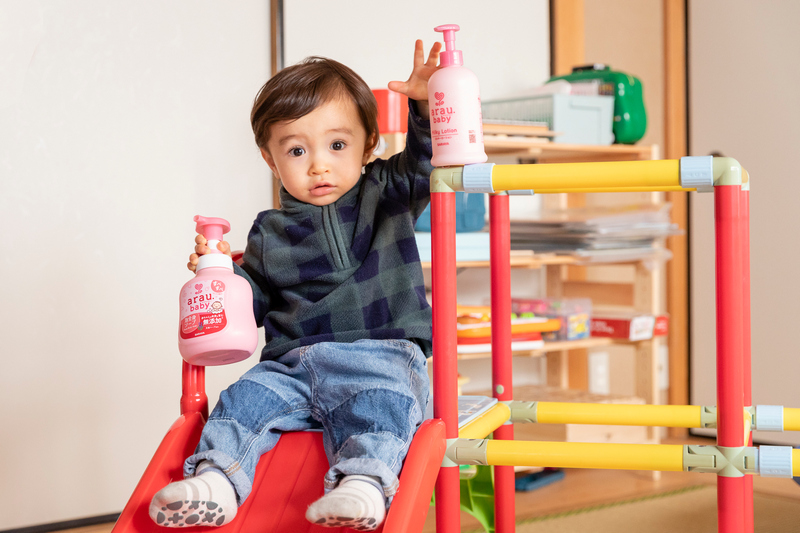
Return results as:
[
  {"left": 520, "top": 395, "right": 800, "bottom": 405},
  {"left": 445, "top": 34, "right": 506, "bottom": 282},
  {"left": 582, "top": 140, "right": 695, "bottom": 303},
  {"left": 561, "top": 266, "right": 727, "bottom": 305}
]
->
[{"left": 183, "top": 339, "right": 430, "bottom": 507}]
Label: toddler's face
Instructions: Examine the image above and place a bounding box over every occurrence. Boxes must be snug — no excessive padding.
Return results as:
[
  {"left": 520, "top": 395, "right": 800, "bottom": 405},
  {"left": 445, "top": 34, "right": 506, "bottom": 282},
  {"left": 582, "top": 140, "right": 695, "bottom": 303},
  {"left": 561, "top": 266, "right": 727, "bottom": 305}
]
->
[{"left": 262, "top": 98, "right": 370, "bottom": 206}]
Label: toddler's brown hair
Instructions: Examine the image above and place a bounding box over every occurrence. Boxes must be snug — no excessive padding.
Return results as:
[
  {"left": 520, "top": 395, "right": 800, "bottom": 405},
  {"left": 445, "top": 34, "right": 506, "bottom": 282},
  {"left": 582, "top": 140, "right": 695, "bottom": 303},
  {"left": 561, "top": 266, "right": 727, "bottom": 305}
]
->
[{"left": 251, "top": 57, "right": 380, "bottom": 155}]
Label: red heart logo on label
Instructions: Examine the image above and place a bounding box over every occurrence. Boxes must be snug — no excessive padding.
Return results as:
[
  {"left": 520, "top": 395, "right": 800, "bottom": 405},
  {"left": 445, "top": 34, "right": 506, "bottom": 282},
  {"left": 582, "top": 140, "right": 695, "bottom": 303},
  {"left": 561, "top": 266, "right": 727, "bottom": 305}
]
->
[
  {"left": 195, "top": 283, "right": 203, "bottom": 291},
  {"left": 434, "top": 92, "right": 444, "bottom": 101}
]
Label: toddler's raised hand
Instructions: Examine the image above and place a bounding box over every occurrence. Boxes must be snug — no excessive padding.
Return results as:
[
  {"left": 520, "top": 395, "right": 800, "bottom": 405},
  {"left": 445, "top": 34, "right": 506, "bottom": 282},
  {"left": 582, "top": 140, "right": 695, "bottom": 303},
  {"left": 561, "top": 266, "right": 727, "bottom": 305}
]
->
[
  {"left": 188, "top": 234, "right": 232, "bottom": 272},
  {"left": 388, "top": 40, "right": 442, "bottom": 114}
]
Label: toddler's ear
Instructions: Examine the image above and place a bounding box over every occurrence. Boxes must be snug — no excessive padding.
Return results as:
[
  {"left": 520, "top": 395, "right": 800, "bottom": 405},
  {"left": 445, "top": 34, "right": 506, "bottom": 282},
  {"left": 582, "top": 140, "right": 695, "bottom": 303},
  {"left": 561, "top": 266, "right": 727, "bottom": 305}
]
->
[
  {"left": 362, "top": 134, "right": 378, "bottom": 165},
  {"left": 260, "top": 148, "right": 278, "bottom": 174}
]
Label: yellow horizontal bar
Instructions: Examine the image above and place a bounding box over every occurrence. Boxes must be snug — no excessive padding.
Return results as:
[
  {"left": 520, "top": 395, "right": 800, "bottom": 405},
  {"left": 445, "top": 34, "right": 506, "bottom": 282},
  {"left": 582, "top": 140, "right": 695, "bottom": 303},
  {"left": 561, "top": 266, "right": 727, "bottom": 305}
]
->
[
  {"left": 794, "top": 449, "right": 800, "bottom": 477},
  {"left": 485, "top": 440, "right": 685, "bottom": 471},
  {"left": 785, "top": 408, "right": 800, "bottom": 431},
  {"left": 491, "top": 160, "right": 685, "bottom": 193},
  {"left": 459, "top": 403, "right": 511, "bottom": 439},
  {"left": 526, "top": 186, "right": 692, "bottom": 194},
  {"left": 535, "top": 402, "right": 704, "bottom": 428}
]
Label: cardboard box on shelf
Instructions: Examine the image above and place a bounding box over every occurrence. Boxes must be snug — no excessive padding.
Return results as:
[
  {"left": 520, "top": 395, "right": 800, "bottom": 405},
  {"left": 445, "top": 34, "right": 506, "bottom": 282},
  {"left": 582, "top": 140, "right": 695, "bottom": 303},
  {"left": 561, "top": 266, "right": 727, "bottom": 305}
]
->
[{"left": 590, "top": 313, "right": 669, "bottom": 341}]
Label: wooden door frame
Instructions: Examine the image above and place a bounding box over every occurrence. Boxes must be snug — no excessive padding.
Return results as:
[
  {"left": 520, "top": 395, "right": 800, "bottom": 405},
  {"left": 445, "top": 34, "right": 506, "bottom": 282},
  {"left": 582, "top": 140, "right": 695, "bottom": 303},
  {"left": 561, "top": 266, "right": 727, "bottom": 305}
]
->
[
  {"left": 662, "top": 0, "right": 689, "bottom": 435},
  {"left": 270, "top": 0, "right": 284, "bottom": 209}
]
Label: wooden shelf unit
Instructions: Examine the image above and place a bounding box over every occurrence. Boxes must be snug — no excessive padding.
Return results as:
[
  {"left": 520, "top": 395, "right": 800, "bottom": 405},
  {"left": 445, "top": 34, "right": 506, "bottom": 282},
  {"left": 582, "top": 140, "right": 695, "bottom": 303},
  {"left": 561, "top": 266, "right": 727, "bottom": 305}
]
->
[{"left": 427, "top": 252, "right": 665, "bottom": 416}]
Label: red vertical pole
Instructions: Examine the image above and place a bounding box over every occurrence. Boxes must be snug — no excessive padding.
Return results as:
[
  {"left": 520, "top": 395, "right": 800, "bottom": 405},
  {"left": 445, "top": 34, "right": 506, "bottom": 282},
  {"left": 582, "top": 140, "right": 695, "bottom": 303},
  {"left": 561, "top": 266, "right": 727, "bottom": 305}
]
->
[
  {"left": 714, "top": 185, "right": 746, "bottom": 533},
  {"left": 431, "top": 191, "right": 461, "bottom": 533},
  {"left": 741, "top": 187, "right": 754, "bottom": 531},
  {"left": 181, "top": 361, "right": 208, "bottom": 420},
  {"left": 489, "top": 193, "right": 515, "bottom": 533}
]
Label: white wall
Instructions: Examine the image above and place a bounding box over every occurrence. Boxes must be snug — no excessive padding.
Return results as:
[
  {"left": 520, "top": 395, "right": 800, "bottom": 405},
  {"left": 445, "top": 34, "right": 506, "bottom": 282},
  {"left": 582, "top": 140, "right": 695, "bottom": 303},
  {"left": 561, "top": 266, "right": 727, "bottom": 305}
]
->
[
  {"left": 284, "top": 0, "right": 550, "bottom": 101},
  {"left": 689, "top": 2, "right": 800, "bottom": 446},
  {"left": 0, "top": 1, "right": 550, "bottom": 528},
  {"left": 0, "top": 1, "right": 271, "bottom": 528}
]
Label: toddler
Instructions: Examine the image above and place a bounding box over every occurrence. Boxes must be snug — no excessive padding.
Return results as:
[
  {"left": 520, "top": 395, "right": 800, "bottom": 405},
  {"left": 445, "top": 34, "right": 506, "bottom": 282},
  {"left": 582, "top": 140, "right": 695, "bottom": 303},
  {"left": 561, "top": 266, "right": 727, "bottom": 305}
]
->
[{"left": 150, "top": 39, "right": 441, "bottom": 531}]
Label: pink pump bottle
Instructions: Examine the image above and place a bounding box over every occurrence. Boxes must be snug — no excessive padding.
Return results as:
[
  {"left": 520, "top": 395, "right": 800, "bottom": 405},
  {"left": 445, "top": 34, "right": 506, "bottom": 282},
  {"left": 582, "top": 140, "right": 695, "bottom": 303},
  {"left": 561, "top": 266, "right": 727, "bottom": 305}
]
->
[
  {"left": 178, "top": 215, "right": 258, "bottom": 366},
  {"left": 428, "top": 24, "right": 488, "bottom": 167}
]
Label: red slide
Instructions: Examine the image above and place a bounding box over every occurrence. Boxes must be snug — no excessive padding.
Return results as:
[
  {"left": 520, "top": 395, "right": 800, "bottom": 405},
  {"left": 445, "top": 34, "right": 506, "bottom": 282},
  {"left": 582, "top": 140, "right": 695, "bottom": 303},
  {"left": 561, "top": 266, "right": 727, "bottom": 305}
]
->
[{"left": 112, "top": 363, "right": 445, "bottom": 533}]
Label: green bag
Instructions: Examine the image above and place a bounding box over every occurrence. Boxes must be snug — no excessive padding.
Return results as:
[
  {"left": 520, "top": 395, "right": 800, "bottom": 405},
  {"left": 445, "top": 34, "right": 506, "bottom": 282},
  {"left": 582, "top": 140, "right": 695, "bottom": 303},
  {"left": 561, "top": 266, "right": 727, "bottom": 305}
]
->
[{"left": 548, "top": 64, "right": 647, "bottom": 144}]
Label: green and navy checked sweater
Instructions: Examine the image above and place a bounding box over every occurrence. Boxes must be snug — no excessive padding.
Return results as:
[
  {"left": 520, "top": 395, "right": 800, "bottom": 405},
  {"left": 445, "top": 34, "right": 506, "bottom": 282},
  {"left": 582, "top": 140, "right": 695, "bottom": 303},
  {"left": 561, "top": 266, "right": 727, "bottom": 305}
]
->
[{"left": 234, "top": 103, "right": 433, "bottom": 362}]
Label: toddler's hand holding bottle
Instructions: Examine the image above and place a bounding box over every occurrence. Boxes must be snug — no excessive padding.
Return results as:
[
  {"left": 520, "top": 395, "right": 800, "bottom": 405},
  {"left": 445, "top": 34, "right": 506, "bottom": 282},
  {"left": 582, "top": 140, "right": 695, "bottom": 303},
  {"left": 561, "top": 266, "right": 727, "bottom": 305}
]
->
[{"left": 188, "top": 234, "right": 232, "bottom": 272}]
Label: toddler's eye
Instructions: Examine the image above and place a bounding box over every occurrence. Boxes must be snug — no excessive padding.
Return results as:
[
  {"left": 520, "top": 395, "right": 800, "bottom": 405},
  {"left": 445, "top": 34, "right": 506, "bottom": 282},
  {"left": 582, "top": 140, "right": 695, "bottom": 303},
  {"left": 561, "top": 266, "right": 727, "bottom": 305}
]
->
[
  {"left": 289, "top": 147, "right": 305, "bottom": 157},
  {"left": 331, "top": 141, "right": 346, "bottom": 151}
]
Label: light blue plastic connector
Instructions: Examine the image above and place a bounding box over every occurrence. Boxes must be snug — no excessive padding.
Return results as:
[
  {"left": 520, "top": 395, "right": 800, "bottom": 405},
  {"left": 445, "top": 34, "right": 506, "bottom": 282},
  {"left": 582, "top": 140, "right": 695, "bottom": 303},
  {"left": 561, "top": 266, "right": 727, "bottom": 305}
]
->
[
  {"left": 754, "top": 405, "right": 784, "bottom": 431},
  {"left": 680, "top": 156, "right": 714, "bottom": 192},
  {"left": 463, "top": 163, "right": 495, "bottom": 193},
  {"left": 759, "top": 446, "right": 793, "bottom": 477}
]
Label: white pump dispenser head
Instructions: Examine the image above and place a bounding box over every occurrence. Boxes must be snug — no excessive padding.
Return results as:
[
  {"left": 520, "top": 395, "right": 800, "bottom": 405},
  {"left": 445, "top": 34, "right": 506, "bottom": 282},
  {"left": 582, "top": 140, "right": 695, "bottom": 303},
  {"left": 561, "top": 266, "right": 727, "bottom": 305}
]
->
[
  {"left": 194, "top": 215, "right": 234, "bottom": 271},
  {"left": 435, "top": 24, "right": 463, "bottom": 67}
]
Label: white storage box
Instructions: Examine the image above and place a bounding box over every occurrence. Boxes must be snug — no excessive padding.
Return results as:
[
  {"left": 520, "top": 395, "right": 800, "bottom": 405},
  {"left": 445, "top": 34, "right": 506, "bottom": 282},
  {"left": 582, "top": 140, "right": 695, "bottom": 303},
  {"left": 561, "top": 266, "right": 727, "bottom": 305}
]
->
[{"left": 482, "top": 94, "right": 615, "bottom": 145}]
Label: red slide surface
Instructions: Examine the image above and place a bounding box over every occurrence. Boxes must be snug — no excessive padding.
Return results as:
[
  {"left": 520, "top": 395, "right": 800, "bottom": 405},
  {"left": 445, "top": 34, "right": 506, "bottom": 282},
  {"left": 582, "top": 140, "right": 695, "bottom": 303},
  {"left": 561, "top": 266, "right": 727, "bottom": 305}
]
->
[{"left": 112, "top": 414, "right": 445, "bottom": 533}]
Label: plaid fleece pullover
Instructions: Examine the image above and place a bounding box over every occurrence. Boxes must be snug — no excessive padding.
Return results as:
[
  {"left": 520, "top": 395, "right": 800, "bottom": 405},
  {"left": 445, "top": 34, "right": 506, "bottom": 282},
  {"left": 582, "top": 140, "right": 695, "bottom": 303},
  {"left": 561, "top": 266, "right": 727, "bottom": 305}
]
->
[{"left": 234, "top": 102, "right": 433, "bottom": 362}]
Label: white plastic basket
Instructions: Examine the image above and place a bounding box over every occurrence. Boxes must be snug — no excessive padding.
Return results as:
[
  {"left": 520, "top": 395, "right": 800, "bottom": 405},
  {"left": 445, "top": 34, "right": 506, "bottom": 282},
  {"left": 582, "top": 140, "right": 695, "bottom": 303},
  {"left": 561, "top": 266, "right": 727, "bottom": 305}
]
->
[{"left": 482, "top": 94, "right": 615, "bottom": 145}]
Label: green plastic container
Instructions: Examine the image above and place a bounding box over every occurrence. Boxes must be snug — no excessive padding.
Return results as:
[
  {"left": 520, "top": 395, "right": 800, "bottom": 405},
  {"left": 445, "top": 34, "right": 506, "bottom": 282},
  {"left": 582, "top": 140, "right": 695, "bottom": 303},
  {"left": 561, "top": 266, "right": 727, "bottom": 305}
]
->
[{"left": 548, "top": 64, "right": 647, "bottom": 144}]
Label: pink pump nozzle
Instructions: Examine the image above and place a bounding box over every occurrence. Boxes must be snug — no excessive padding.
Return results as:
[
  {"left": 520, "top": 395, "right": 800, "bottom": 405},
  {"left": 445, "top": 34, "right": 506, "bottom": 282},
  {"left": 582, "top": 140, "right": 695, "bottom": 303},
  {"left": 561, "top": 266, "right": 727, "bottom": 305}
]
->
[
  {"left": 194, "top": 215, "right": 231, "bottom": 254},
  {"left": 434, "top": 24, "right": 463, "bottom": 67}
]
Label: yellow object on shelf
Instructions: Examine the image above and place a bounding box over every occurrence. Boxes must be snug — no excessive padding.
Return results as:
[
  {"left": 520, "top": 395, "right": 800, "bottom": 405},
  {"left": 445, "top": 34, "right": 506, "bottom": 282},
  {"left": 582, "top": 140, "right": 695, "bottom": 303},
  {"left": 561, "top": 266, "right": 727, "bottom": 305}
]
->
[
  {"left": 456, "top": 304, "right": 561, "bottom": 339},
  {"left": 456, "top": 304, "right": 492, "bottom": 316},
  {"left": 457, "top": 318, "right": 561, "bottom": 339}
]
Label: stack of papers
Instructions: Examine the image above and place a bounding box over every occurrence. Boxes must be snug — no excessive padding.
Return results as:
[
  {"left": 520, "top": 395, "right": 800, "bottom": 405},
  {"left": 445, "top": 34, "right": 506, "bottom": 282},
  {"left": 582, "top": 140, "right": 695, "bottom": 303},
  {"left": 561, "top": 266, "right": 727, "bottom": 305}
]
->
[{"left": 510, "top": 204, "right": 680, "bottom": 263}]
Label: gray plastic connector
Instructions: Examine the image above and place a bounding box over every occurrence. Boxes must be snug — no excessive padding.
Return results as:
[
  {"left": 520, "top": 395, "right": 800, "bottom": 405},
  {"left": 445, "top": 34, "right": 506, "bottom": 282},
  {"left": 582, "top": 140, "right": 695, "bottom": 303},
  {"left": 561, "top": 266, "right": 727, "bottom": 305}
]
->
[
  {"left": 680, "top": 156, "right": 714, "bottom": 192},
  {"left": 462, "top": 163, "right": 495, "bottom": 193},
  {"left": 683, "top": 445, "right": 718, "bottom": 472},
  {"left": 446, "top": 438, "right": 489, "bottom": 466},
  {"left": 754, "top": 405, "right": 784, "bottom": 431},
  {"left": 508, "top": 189, "right": 535, "bottom": 195},
  {"left": 503, "top": 400, "right": 538, "bottom": 424},
  {"left": 758, "top": 446, "right": 793, "bottom": 478},
  {"left": 683, "top": 445, "right": 757, "bottom": 477},
  {"left": 700, "top": 406, "right": 717, "bottom": 428}
]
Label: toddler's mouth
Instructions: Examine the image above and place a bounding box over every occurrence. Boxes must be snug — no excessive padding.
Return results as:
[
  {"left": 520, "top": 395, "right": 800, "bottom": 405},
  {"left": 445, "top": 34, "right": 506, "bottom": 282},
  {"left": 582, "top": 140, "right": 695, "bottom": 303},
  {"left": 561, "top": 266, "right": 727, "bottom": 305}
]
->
[{"left": 311, "top": 182, "right": 335, "bottom": 196}]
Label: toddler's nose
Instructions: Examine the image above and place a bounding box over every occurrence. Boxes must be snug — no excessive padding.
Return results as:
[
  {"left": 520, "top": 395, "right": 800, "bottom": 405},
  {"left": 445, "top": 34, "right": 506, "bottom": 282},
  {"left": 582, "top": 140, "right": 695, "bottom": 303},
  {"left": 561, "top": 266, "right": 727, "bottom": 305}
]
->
[{"left": 310, "top": 156, "right": 330, "bottom": 175}]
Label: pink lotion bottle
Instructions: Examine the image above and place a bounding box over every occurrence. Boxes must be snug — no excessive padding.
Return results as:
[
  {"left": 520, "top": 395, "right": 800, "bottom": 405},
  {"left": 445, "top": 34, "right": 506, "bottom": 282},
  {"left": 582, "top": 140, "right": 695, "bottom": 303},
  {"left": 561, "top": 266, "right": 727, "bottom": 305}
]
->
[
  {"left": 428, "top": 24, "right": 488, "bottom": 167},
  {"left": 178, "top": 215, "right": 258, "bottom": 366}
]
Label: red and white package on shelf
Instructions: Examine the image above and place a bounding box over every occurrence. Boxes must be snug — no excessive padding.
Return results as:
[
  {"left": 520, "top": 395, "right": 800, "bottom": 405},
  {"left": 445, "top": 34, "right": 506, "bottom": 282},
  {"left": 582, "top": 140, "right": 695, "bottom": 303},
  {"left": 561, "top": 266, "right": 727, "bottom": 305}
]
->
[{"left": 590, "top": 313, "right": 669, "bottom": 341}]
